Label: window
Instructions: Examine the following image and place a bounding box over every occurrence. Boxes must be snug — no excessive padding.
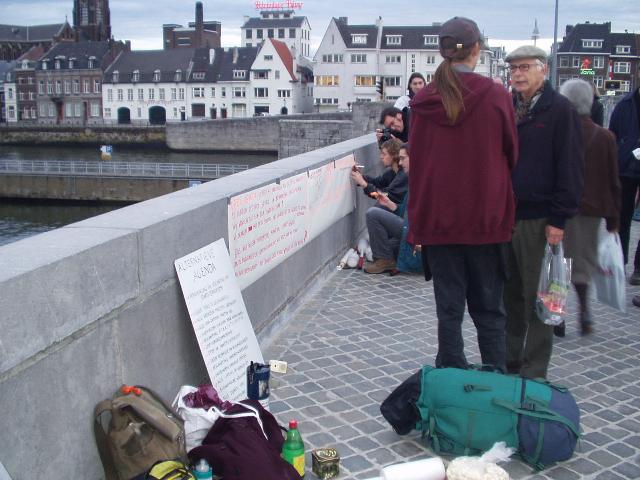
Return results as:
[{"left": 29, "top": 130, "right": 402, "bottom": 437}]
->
[
  {"left": 351, "top": 54, "right": 367, "bottom": 63},
  {"left": 46, "top": 80, "right": 53, "bottom": 94},
  {"left": 132, "top": 70, "right": 140, "bottom": 82},
  {"left": 38, "top": 80, "right": 44, "bottom": 94},
  {"left": 137, "top": 88, "right": 143, "bottom": 100},
  {"left": 289, "top": 28, "right": 296, "bottom": 38},
  {"left": 171, "top": 88, "right": 177, "bottom": 100},
  {"left": 351, "top": 34, "right": 367, "bottom": 44},
  {"left": 174, "top": 70, "right": 182, "bottom": 81},
  {"left": 594, "top": 76, "right": 603, "bottom": 88},
  {"left": 275, "top": 70, "right": 280, "bottom": 79},
  {"left": 268, "top": 29, "right": 274, "bottom": 38},
  {"left": 159, "top": 88, "right": 165, "bottom": 100},
  {"left": 593, "top": 56, "right": 604, "bottom": 69},
  {"left": 314, "top": 97, "right": 339, "bottom": 105},
  {"left": 278, "top": 28, "right": 285, "bottom": 38},
  {"left": 263, "top": 55, "right": 273, "bottom": 61},
  {"left": 614, "top": 62, "right": 630, "bottom": 74},
  {"left": 55, "top": 59, "right": 60, "bottom": 69},
  {"left": 104, "top": 107, "right": 111, "bottom": 118},
  {"left": 385, "top": 55, "right": 401, "bottom": 64},
  {"left": 112, "top": 70, "right": 119, "bottom": 82},
  {"left": 424, "top": 35, "right": 438, "bottom": 45},
  {"left": 107, "top": 89, "right": 113, "bottom": 102},
  {"left": 558, "top": 74, "right": 569, "bottom": 85},
  {"left": 127, "top": 89, "right": 134, "bottom": 101},
  {"left": 55, "top": 80, "right": 62, "bottom": 94},
  {"left": 74, "top": 103, "right": 81, "bottom": 117},
  {"left": 68, "top": 59, "right": 74, "bottom": 69},
  {"left": 386, "top": 35, "right": 402, "bottom": 46},
  {"left": 246, "top": 29, "right": 252, "bottom": 39},
  {"left": 425, "top": 55, "right": 436, "bottom": 65},
  {"left": 233, "top": 70, "right": 246, "bottom": 79},
  {"left": 18, "top": 92, "right": 24, "bottom": 101},
  {"left": 88, "top": 57, "right": 95, "bottom": 69},
  {"left": 581, "top": 39, "right": 603, "bottom": 48},
  {"left": 559, "top": 56, "right": 569, "bottom": 68},
  {"left": 384, "top": 76, "right": 401, "bottom": 87},
  {"left": 153, "top": 70, "right": 161, "bottom": 82},
  {"left": 621, "top": 80, "right": 630, "bottom": 92},
  {"left": 94, "top": 79, "right": 101, "bottom": 93},
  {"left": 39, "top": 103, "right": 46, "bottom": 116},
  {"left": 137, "top": 108, "right": 141, "bottom": 118},
  {"left": 8, "top": 106, "right": 15, "bottom": 118},
  {"left": 210, "top": 87, "right": 215, "bottom": 97},
  {"left": 257, "top": 29, "right": 263, "bottom": 39},
  {"left": 277, "top": 89, "right": 291, "bottom": 97},
  {"left": 41, "top": 60, "right": 48, "bottom": 70},
  {"left": 322, "top": 54, "right": 343, "bottom": 63},
  {"left": 254, "top": 87, "right": 268, "bottom": 97},
  {"left": 254, "top": 71, "right": 269, "bottom": 79},
  {"left": 232, "top": 86, "right": 246, "bottom": 98},
  {"left": 65, "top": 103, "right": 73, "bottom": 118},
  {"left": 572, "top": 56, "right": 580, "bottom": 68},
  {"left": 148, "top": 88, "right": 155, "bottom": 100},
  {"left": 179, "top": 88, "right": 185, "bottom": 100},
  {"left": 83, "top": 79, "right": 90, "bottom": 94},
  {"left": 354, "top": 75, "right": 376, "bottom": 87},
  {"left": 220, "top": 87, "right": 226, "bottom": 98},
  {"left": 117, "top": 89, "right": 123, "bottom": 101},
  {"left": 315, "top": 75, "right": 339, "bottom": 86},
  {"left": 91, "top": 102, "right": 100, "bottom": 117},
  {"left": 193, "top": 87, "right": 205, "bottom": 98},
  {"left": 48, "top": 104, "right": 54, "bottom": 116},
  {"left": 615, "top": 45, "right": 630, "bottom": 54},
  {"left": 73, "top": 79, "right": 80, "bottom": 93},
  {"left": 192, "top": 72, "right": 205, "bottom": 80}
]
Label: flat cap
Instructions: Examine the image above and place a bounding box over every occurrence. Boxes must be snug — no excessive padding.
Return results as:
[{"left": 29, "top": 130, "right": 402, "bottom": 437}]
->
[{"left": 505, "top": 45, "right": 547, "bottom": 63}]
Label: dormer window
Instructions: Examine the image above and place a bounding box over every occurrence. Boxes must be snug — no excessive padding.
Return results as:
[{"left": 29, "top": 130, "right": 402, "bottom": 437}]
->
[
  {"left": 582, "top": 39, "right": 603, "bottom": 48},
  {"left": 351, "top": 34, "right": 367, "bottom": 44},
  {"left": 424, "top": 35, "right": 438, "bottom": 45},
  {"left": 88, "top": 56, "right": 95, "bottom": 69},
  {"left": 69, "top": 58, "right": 75, "bottom": 69},
  {"left": 386, "top": 35, "right": 402, "bottom": 46},
  {"left": 192, "top": 72, "right": 205, "bottom": 80},
  {"left": 41, "top": 60, "right": 48, "bottom": 70},
  {"left": 132, "top": 70, "right": 140, "bottom": 82},
  {"left": 233, "top": 70, "right": 246, "bottom": 79},
  {"left": 153, "top": 69, "right": 161, "bottom": 82},
  {"left": 112, "top": 70, "right": 119, "bottom": 82},
  {"left": 616, "top": 45, "right": 631, "bottom": 54},
  {"left": 54, "top": 59, "right": 61, "bottom": 69},
  {"left": 21, "top": 60, "right": 28, "bottom": 69},
  {"left": 174, "top": 69, "right": 182, "bottom": 82}
]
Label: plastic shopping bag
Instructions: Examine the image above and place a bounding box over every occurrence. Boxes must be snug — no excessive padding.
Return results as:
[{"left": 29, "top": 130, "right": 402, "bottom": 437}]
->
[
  {"left": 592, "top": 230, "right": 626, "bottom": 313},
  {"left": 536, "top": 242, "right": 572, "bottom": 326},
  {"left": 446, "top": 442, "right": 514, "bottom": 480},
  {"left": 173, "top": 385, "right": 228, "bottom": 452}
]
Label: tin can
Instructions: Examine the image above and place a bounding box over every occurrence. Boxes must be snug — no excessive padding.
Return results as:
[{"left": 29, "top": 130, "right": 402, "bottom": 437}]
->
[
  {"left": 246, "top": 361, "right": 270, "bottom": 409},
  {"left": 311, "top": 448, "right": 340, "bottom": 480}
]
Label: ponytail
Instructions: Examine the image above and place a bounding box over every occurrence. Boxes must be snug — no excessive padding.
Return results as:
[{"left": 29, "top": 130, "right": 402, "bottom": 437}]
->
[{"left": 433, "top": 41, "right": 476, "bottom": 124}]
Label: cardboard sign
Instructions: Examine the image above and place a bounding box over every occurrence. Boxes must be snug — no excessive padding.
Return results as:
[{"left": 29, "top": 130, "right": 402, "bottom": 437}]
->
[{"left": 174, "top": 239, "right": 264, "bottom": 402}]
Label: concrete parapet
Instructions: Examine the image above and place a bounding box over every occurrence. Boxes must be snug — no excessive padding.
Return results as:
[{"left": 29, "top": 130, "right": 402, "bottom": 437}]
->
[{"left": 0, "top": 133, "right": 380, "bottom": 479}]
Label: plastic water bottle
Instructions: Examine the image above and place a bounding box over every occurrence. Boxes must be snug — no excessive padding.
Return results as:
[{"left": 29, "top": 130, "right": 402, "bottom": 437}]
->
[
  {"left": 193, "top": 459, "right": 213, "bottom": 480},
  {"left": 282, "top": 419, "right": 305, "bottom": 477}
]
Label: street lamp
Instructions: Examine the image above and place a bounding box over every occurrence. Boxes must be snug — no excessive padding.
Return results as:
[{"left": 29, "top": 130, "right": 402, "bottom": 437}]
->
[{"left": 550, "top": 0, "right": 559, "bottom": 88}]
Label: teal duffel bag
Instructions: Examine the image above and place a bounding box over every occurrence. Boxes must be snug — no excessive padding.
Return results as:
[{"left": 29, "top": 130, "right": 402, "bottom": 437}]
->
[{"left": 413, "top": 367, "right": 581, "bottom": 470}]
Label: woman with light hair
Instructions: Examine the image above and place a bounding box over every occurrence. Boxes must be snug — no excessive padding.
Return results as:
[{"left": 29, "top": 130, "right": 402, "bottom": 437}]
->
[{"left": 557, "top": 78, "right": 621, "bottom": 336}]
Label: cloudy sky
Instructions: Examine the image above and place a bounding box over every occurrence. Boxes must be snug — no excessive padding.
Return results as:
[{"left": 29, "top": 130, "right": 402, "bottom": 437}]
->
[{"left": 2, "top": 0, "right": 639, "bottom": 54}]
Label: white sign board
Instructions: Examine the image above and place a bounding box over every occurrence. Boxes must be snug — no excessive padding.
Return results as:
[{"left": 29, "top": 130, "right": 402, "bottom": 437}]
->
[
  {"left": 174, "top": 239, "right": 264, "bottom": 402},
  {"left": 228, "top": 154, "right": 356, "bottom": 289}
]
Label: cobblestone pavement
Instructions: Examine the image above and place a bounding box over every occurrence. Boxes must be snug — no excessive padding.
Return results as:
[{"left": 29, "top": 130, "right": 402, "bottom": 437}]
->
[{"left": 264, "top": 224, "right": 640, "bottom": 480}]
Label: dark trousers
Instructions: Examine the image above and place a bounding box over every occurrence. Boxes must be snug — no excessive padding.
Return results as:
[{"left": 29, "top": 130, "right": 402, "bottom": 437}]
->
[
  {"left": 504, "top": 218, "right": 553, "bottom": 379},
  {"left": 619, "top": 176, "right": 640, "bottom": 268},
  {"left": 426, "top": 243, "right": 508, "bottom": 372},
  {"left": 366, "top": 206, "right": 403, "bottom": 261}
]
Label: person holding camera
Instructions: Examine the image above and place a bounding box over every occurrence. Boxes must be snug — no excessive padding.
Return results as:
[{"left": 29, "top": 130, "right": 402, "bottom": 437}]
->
[{"left": 376, "top": 107, "right": 409, "bottom": 143}]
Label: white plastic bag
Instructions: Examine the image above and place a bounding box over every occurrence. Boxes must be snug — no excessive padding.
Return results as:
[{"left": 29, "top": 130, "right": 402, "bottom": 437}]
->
[
  {"left": 592, "top": 230, "right": 626, "bottom": 312},
  {"left": 446, "top": 442, "right": 514, "bottom": 480},
  {"left": 172, "top": 386, "right": 221, "bottom": 452}
]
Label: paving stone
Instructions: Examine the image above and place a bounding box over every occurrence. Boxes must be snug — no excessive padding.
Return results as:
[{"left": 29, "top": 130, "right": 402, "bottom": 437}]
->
[
  {"left": 588, "top": 449, "right": 623, "bottom": 468},
  {"left": 330, "top": 424, "right": 361, "bottom": 441},
  {"left": 341, "top": 454, "right": 374, "bottom": 473},
  {"left": 594, "top": 472, "right": 626, "bottom": 480},
  {"left": 614, "top": 462, "right": 640, "bottom": 479},
  {"left": 607, "top": 442, "right": 637, "bottom": 458}
]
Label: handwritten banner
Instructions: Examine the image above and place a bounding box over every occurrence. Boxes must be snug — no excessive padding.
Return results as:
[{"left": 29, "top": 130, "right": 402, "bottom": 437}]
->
[
  {"left": 229, "top": 154, "right": 356, "bottom": 289},
  {"left": 174, "top": 238, "right": 264, "bottom": 402}
]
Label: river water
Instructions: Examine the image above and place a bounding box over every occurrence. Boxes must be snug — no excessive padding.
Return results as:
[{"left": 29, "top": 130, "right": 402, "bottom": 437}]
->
[{"left": 0, "top": 145, "right": 276, "bottom": 247}]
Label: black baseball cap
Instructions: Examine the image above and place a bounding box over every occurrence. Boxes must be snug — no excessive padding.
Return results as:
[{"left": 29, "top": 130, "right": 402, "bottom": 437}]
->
[{"left": 439, "top": 17, "right": 483, "bottom": 59}]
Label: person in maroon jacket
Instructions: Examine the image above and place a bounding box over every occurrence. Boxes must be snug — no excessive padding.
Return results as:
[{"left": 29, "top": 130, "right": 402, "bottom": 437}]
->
[{"left": 408, "top": 17, "right": 518, "bottom": 372}]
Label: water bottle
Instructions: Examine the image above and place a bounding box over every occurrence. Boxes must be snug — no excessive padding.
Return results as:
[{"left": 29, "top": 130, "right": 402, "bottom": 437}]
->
[
  {"left": 282, "top": 419, "right": 305, "bottom": 477},
  {"left": 193, "top": 458, "right": 213, "bottom": 480}
]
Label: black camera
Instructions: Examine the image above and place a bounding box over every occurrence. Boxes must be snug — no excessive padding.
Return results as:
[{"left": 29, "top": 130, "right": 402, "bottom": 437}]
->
[{"left": 379, "top": 127, "right": 393, "bottom": 144}]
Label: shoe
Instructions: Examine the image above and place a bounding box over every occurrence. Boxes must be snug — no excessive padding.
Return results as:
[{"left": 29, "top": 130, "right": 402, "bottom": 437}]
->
[
  {"left": 629, "top": 268, "right": 640, "bottom": 286},
  {"left": 579, "top": 309, "right": 593, "bottom": 336},
  {"left": 363, "top": 258, "right": 396, "bottom": 274},
  {"left": 633, "top": 295, "right": 640, "bottom": 308},
  {"left": 553, "top": 322, "right": 566, "bottom": 338}
]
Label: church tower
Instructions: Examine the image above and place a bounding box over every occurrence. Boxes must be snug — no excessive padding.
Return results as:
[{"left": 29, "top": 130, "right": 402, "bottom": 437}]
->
[{"left": 73, "top": 0, "right": 111, "bottom": 41}]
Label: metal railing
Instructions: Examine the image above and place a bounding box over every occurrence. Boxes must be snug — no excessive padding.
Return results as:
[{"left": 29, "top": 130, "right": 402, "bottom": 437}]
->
[{"left": 0, "top": 160, "right": 249, "bottom": 179}]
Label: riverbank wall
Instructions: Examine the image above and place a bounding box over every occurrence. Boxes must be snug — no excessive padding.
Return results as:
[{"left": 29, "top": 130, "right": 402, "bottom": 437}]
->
[{"left": 0, "top": 125, "right": 166, "bottom": 147}]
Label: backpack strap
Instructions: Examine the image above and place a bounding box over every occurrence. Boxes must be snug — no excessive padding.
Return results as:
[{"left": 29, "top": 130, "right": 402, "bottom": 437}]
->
[
  {"left": 492, "top": 398, "right": 580, "bottom": 438},
  {"left": 94, "top": 399, "right": 120, "bottom": 480}
]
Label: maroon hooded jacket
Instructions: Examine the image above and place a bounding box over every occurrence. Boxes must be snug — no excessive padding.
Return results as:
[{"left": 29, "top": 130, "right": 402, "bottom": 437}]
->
[{"left": 408, "top": 71, "right": 518, "bottom": 245}]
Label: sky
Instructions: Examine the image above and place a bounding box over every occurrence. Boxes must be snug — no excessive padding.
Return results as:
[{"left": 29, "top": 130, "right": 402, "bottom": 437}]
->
[{"left": 2, "top": 0, "right": 639, "bottom": 56}]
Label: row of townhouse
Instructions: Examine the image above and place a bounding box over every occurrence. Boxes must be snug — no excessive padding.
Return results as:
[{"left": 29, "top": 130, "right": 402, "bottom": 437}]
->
[
  {"left": 312, "top": 17, "right": 494, "bottom": 111},
  {"left": 2, "top": 37, "right": 313, "bottom": 125},
  {"left": 556, "top": 22, "right": 640, "bottom": 93}
]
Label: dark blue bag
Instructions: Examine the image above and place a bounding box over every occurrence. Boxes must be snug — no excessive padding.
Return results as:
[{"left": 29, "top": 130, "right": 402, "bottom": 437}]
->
[{"left": 396, "top": 223, "right": 423, "bottom": 273}]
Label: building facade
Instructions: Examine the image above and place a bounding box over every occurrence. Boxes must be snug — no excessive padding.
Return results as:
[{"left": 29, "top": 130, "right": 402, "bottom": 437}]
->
[
  {"left": 556, "top": 22, "right": 639, "bottom": 94},
  {"left": 241, "top": 10, "right": 311, "bottom": 58},
  {"left": 313, "top": 17, "right": 493, "bottom": 111},
  {"left": 163, "top": 2, "right": 221, "bottom": 50}
]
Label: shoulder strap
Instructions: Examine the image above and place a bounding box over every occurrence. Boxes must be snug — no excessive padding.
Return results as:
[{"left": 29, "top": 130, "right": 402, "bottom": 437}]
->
[
  {"left": 492, "top": 398, "right": 580, "bottom": 438},
  {"left": 94, "top": 399, "right": 120, "bottom": 480}
]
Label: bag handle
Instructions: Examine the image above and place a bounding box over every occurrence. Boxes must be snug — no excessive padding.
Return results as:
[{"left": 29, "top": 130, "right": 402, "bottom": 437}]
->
[
  {"left": 94, "top": 399, "right": 121, "bottom": 480},
  {"left": 209, "top": 401, "right": 269, "bottom": 440},
  {"left": 112, "top": 393, "right": 182, "bottom": 442}
]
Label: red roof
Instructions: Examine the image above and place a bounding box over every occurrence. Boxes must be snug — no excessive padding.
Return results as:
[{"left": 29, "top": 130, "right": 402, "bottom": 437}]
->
[
  {"left": 18, "top": 45, "right": 46, "bottom": 61},
  {"left": 270, "top": 38, "right": 296, "bottom": 81}
]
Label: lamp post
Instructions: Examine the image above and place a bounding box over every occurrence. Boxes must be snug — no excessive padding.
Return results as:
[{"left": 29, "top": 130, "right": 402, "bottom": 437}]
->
[{"left": 550, "top": 0, "right": 559, "bottom": 88}]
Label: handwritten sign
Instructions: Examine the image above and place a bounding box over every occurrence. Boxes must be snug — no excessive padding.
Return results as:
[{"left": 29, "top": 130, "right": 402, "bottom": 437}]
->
[
  {"left": 174, "top": 239, "right": 264, "bottom": 402},
  {"left": 228, "top": 155, "right": 356, "bottom": 289}
]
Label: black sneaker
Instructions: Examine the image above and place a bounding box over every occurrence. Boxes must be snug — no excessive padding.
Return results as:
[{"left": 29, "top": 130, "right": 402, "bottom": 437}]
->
[
  {"left": 630, "top": 268, "right": 640, "bottom": 286},
  {"left": 553, "top": 322, "right": 566, "bottom": 338}
]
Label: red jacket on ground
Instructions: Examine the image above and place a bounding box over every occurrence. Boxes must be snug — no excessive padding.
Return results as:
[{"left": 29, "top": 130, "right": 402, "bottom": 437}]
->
[{"left": 408, "top": 71, "right": 518, "bottom": 245}]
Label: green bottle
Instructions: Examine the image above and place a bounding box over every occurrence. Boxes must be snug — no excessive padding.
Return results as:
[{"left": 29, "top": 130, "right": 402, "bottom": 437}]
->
[{"left": 282, "top": 419, "right": 305, "bottom": 477}]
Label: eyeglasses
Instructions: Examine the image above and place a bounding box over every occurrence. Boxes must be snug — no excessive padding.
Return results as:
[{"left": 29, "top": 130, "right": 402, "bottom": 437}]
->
[{"left": 508, "top": 63, "right": 542, "bottom": 73}]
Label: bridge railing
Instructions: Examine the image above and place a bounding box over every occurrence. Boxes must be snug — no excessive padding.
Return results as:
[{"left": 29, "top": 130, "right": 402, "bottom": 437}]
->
[{"left": 0, "top": 160, "right": 249, "bottom": 179}]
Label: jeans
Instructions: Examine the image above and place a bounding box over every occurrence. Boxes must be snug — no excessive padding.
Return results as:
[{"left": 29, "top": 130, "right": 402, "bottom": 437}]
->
[
  {"left": 366, "top": 206, "right": 404, "bottom": 260},
  {"left": 619, "top": 176, "right": 640, "bottom": 268}
]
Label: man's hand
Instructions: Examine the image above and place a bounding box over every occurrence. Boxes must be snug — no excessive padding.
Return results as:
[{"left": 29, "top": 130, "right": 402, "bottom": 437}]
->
[
  {"left": 350, "top": 170, "right": 367, "bottom": 187},
  {"left": 545, "top": 225, "right": 564, "bottom": 245},
  {"left": 377, "top": 194, "right": 397, "bottom": 211}
]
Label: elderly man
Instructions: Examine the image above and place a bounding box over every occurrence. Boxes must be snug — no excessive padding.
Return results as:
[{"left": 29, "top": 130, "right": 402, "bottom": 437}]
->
[{"left": 504, "top": 46, "right": 584, "bottom": 379}]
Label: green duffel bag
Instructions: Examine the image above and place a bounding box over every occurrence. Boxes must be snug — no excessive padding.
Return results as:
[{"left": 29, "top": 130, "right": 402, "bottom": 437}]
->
[{"left": 414, "top": 366, "right": 581, "bottom": 470}]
